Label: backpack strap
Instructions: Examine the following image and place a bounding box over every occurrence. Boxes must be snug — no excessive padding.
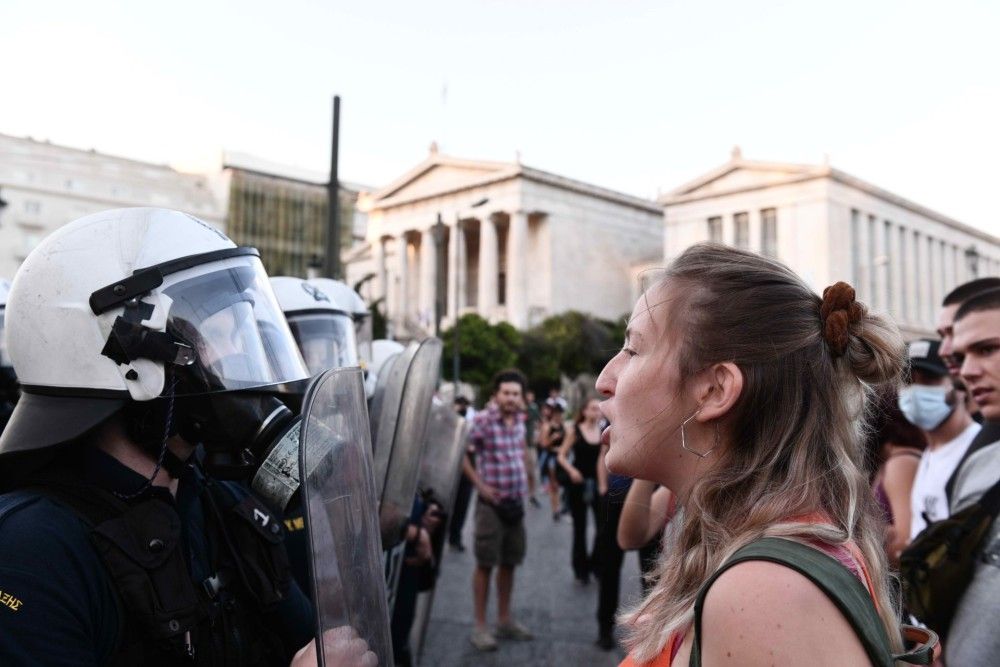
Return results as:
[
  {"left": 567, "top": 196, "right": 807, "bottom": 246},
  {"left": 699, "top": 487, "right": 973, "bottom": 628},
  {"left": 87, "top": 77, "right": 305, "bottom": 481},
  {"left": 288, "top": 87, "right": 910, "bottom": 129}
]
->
[{"left": 689, "top": 537, "right": 920, "bottom": 667}]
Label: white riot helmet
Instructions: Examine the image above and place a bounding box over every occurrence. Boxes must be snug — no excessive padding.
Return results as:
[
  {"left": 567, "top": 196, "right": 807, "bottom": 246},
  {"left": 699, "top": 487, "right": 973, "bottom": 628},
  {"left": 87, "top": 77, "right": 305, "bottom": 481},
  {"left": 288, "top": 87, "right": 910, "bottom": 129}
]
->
[
  {"left": 0, "top": 208, "right": 310, "bottom": 461},
  {"left": 270, "top": 276, "right": 359, "bottom": 374},
  {"left": 307, "top": 278, "right": 372, "bottom": 370}
]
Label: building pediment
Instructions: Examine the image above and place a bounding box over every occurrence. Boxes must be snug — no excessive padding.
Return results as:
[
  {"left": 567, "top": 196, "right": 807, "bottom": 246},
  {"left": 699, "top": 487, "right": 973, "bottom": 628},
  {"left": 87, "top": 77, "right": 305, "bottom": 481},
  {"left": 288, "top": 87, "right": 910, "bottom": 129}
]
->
[
  {"left": 372, "top": 153, "right": 519, "bottom": 208},
  {"left": 660, "top": 152, "right": 830, "bottom": 204}
]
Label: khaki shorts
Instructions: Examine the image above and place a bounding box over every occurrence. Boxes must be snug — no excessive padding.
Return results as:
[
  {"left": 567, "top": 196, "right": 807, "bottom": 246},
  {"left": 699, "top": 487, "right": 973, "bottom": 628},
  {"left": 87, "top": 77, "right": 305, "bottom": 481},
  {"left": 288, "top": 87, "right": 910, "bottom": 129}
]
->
[{"left": 474, "top": 500, "right": 526, "bottom": 568}]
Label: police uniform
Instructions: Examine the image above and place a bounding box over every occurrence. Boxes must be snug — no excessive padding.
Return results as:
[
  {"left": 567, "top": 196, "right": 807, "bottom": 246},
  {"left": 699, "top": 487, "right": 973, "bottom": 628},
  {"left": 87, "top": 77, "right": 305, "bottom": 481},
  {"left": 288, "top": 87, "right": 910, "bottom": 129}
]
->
[{"left": 0, "top": 445, "right": 314, "bottom": 665}]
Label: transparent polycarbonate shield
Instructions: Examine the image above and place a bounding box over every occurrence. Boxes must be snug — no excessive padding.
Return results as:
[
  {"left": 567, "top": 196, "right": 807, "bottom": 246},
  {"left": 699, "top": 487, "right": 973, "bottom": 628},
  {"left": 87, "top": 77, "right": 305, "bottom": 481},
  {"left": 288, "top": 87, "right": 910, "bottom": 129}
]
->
[
  {"left": 300, "top": 366, "right": 391, "bottom": 667},
  {"left": 379, "top": 338, "right": 443, "bottom": 550},
  {"left": 368, "top": 348, "right": 411, "bottom": 499},
  {"left": 417, "top": 402, "right": 469, "bottom": 516}
]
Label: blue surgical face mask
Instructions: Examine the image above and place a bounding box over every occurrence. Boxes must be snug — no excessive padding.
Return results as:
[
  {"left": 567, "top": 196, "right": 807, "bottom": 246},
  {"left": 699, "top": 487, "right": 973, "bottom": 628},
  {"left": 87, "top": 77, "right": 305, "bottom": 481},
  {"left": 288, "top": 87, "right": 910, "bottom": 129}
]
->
[{"left": 898, "top": 385, "right": 954, "bottom": 431}]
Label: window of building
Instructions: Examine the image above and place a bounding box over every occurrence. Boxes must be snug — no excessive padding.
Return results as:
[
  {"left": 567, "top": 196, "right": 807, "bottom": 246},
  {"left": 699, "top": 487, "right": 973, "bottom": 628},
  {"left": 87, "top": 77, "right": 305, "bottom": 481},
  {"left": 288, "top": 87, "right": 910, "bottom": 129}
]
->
[
  {"left": 24, "top": 200, "right": 41, "bottom": 214},
  {"left": 734, "top": 212, "right": 749, "bottom": 249},
  {"left": 760, "top": 208, "right": 777, "bottom": 257},
  {"left": 707, "top": 216, "right": 723, "bottom": 243}
]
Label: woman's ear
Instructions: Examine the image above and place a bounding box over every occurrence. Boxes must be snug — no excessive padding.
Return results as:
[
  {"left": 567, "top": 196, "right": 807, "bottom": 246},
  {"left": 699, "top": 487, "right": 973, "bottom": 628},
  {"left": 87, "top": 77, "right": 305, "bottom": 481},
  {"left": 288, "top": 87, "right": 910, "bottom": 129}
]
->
[{"left": 694, "top": 362, "right": 743, "bottom": 423}]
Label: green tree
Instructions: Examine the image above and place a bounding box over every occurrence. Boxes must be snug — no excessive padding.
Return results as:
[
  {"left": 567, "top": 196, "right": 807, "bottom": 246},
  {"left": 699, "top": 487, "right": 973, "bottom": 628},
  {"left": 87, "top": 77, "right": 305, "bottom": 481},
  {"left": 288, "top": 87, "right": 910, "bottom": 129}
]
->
[
  {"left": 529, "top": 311, "right": 623, "bottom": 379},
  {"left": 441, "top": 314, "right": 521, "bottom": 389}
]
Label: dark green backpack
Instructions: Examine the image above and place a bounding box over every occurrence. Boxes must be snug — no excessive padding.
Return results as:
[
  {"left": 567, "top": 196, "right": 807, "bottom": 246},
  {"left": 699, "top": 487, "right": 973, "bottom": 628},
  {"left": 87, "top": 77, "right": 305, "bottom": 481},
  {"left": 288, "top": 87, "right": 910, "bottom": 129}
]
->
[
  {"left": 690, "top": 538, "right": 936, "bottom": 666},
  {"left": 899, "top": 476, "right": 1000, "bottom": 640}
]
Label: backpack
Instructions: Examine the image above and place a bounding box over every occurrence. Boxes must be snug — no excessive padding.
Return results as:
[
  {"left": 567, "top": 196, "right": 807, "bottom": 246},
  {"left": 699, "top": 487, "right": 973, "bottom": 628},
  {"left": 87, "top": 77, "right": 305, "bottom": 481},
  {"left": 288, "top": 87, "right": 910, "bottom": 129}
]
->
[
  {"left": 899, "top": 476, "right": 1000, "bottom": 640},
  {"left": 690, "top": 537, "right": 936, "bottom": 666}
]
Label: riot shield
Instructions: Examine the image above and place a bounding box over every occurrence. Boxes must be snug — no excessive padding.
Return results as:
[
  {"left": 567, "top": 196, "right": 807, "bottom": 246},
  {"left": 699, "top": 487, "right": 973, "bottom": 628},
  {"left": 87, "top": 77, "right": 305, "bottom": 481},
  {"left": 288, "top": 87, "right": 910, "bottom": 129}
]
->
[
  {"left": 368, "top": 347, "right": 411, "bottom": 499},
  {"left": 300, "top": 366, "right": 392, "bottom": 666},
  {"left": 417, "top": 402, "right": 469, "bottom": 519},
  {"left": 409, "top": 402, "right": 469, "bottom": 660},
  {"left": 378, "top": 337, "right": 443, "bottom": 550}
]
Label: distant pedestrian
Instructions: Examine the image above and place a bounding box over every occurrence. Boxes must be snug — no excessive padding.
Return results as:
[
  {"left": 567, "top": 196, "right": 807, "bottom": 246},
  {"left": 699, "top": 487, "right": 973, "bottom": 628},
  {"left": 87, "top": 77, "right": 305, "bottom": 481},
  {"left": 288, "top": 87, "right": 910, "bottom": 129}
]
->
[
  {"left": 462, "top": 369, "right": 534, "bottom": 651},
  {"left": 595, "top": 442, "right": 661, "bottom": 650},
  {"left": 864, "top": 386, "right": 926, "bottom": 565},
  {"left": 538, "top": 397, "right": 567, "bottom": 521},
  {"left": 448, "top": 396, "right": 475, "bottom": 552},
  {"left": 523, "top": 390, "right": 542, "bottom": 507},
  {"left": 557, "top": 397, "right": 603, "bottom": 583}
]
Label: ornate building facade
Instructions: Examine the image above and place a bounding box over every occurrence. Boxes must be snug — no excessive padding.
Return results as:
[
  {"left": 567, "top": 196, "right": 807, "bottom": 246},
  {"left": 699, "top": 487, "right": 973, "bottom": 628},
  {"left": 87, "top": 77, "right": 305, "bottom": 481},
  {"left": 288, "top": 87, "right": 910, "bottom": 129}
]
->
[
  {"left": 344, "top": 149, "right": 663, "bottom": 337},
  {"left": 661, "top": 148, "right": 1000, "bottom": 337}
]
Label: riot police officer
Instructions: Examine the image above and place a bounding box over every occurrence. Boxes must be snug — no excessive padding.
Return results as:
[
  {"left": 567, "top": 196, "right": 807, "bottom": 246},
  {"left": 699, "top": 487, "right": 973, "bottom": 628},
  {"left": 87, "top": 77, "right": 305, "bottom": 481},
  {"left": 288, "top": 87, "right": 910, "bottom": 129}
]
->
[{"left": 0, "top": 209, "right": 375, "bottom": 666}]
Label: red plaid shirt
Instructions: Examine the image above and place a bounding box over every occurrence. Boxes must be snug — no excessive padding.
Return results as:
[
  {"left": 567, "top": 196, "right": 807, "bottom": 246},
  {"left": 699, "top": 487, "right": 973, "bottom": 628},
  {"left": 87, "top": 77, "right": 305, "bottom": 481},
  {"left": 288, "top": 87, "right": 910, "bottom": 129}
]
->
[{"left": 469, "top": 405, "right": 528, "bottom": 500}]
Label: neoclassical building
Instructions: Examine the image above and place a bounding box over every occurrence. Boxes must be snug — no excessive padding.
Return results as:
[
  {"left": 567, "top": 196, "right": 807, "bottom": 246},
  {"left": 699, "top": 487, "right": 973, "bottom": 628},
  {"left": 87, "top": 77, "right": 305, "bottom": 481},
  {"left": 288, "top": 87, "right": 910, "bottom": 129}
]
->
[
  {"left": 661, "top": 149, "right": 1000, "bottom": 338},
  {"left": 345, "top": 149, "right": 663, "bottom": 336}
]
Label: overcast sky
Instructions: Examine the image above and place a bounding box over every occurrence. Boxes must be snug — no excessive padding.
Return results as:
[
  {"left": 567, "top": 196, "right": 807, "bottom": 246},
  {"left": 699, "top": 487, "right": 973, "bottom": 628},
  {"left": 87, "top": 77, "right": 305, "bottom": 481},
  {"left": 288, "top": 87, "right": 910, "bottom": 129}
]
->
[{"left": 2, "top": 0, "right": 998, "bottom": 233}]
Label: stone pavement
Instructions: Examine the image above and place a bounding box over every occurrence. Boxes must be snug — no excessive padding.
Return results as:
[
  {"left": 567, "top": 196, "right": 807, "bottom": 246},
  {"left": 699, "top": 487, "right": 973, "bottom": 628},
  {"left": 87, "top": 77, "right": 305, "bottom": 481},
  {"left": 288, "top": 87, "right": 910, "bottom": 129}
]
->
[{"left": 416, "top": 495, "right": 647, "bottom": 666}]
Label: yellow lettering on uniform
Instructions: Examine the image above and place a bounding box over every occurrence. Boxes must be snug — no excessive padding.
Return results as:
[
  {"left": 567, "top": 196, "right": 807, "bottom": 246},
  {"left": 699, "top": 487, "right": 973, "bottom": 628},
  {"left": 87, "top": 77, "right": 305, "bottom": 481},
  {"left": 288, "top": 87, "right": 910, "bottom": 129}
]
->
[
  {"left": 282, "top": 517, "right": 306, "bottom": 532},
  {"left": 0, "top": 589, "right": 22, "bottom": 612}
]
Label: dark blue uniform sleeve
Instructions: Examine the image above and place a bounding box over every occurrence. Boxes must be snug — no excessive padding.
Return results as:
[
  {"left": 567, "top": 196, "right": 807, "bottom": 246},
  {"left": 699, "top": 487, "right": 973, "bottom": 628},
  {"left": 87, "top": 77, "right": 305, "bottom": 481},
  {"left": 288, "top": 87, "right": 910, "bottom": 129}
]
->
[{"left": 0, "top": 495, "right": 119, "bottom": 666}]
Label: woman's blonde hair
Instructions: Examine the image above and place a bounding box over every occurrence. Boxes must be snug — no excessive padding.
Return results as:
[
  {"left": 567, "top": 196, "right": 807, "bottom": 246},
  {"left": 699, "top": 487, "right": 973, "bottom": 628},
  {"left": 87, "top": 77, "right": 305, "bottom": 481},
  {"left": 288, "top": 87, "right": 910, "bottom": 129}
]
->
[{"left": 620, "top": 243, "right": 905, "bottom": 661}]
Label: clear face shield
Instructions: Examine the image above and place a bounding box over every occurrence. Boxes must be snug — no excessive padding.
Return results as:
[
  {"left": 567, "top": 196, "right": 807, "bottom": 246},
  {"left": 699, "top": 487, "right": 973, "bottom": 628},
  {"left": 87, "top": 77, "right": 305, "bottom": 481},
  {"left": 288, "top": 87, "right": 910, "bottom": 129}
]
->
[
  {"left": 161, "top": 257, "right": 310, "bottom": 395},
  {"left": 287, "top": 312, "right": 360, "bottom": 375}
]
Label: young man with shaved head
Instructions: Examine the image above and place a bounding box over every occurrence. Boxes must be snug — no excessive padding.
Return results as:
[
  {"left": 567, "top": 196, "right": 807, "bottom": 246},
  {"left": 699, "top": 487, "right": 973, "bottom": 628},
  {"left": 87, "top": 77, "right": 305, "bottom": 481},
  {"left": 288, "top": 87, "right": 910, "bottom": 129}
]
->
[{"left": 946, "top": 287, "right": 1000, "bottom": 665}]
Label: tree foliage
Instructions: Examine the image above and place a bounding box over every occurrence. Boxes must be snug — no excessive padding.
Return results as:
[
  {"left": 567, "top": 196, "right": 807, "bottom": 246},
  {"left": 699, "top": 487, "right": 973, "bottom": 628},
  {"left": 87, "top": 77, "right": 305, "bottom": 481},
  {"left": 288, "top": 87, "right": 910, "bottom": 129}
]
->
[{"left": 441, "top": 314, "right": 521, "bottom": 388}]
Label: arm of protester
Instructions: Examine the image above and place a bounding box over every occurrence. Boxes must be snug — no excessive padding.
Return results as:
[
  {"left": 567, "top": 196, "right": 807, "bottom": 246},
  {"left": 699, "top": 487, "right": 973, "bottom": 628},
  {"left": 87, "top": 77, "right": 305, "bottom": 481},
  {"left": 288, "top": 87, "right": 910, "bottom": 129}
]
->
[
  {"left": 882, "top": 452, "right": 920, "bottom": 563},
  {"left": 597, "top": 444, "right": 609, "bottom": 497},
  {"left": 697, "top": 561, "right": 871, "bottom": 666},
  {"left": 462, "top": 451, "right": 498, "bottom": 504},
  {"left": 617, "top": 481, "right": 672, "bottom": 550},
  {"left": 557, "top": 422, "right": 583, "bottom": 485},
  {"left": 539, "top": 421, "right": 552, "bottom": 450}
]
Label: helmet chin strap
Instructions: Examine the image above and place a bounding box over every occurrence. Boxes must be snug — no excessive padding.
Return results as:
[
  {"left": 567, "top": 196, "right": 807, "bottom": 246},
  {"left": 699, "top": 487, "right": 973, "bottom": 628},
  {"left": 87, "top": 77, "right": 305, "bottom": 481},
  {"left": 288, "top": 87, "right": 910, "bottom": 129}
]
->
[{"left": 116, "top": 371, "right": 178, "bottom": 500}]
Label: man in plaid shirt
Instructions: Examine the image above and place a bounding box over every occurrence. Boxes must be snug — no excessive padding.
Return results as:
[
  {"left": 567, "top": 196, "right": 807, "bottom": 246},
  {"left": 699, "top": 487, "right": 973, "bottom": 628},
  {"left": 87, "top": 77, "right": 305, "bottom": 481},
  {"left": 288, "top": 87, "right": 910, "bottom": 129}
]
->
[{"left": 461, "top": 369, "right": 535, "bottom": 651}]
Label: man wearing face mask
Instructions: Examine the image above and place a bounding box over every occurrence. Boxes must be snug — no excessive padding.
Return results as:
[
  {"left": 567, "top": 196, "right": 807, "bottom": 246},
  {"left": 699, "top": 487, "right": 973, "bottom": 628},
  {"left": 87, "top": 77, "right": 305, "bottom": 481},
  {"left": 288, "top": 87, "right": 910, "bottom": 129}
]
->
[{"left": 901, "top": 339, "right": 981, "bottom": 540}]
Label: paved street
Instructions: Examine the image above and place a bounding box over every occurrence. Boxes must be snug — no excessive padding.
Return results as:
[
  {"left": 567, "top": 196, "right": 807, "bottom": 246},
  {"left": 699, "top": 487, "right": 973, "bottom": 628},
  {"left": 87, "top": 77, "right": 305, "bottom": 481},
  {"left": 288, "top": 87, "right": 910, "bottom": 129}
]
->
[{"left": 417, "top": 495, "right": 646, "bottom": 666}]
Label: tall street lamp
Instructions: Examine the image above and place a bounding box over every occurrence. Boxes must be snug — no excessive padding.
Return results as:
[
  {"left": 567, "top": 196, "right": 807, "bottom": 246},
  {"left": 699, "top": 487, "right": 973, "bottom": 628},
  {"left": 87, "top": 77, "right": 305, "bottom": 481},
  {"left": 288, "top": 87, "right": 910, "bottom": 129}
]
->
[{"left": 431, "top": 213, "right": 447, "bottom": 338}]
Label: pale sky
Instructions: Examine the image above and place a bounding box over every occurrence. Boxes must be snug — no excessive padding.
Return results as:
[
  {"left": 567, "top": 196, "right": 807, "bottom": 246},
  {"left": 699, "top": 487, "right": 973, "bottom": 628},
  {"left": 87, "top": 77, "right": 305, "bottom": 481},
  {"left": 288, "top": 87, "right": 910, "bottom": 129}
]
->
[{"left": 2, "top": 0, "right": 998, "bottom": 233}]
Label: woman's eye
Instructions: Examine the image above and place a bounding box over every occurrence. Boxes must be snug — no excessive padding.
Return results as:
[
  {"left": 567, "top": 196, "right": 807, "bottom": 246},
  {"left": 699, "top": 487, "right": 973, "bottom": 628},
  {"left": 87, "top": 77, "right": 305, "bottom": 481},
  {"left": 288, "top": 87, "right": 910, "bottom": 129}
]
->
[{"left": 622, "top": 347, "right": 637, "bottom": 358}]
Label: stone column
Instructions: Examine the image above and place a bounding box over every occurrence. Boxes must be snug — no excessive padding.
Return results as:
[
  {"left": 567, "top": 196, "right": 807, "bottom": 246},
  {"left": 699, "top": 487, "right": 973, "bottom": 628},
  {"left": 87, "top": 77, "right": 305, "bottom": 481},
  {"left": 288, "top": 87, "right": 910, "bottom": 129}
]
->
[
  {"left": 748, "top": 209, "right": 762, "bottom": 253},
  {"left": 447, "top": 221, "right": 465, "bottom": 321},
  {"left": 419, "top": 229, "right": 436, "bottom": 328},
  {"left": 506, "top": 210, "right": 529, "bottom": 329},
  {"left": 373, "top": 237, "right": 387, "bottom": 304},
  {"left": 478, "top": 215, "right": 499, "bottom": 321},
  {"left": 888, "top": 222, "right": 903, "bottom": 321},
  {"left": 396, "top": 233, "right": 409, "bottom": 324},
  {"left": 873, "top": 217, "right": 888, "bottom": 313}
]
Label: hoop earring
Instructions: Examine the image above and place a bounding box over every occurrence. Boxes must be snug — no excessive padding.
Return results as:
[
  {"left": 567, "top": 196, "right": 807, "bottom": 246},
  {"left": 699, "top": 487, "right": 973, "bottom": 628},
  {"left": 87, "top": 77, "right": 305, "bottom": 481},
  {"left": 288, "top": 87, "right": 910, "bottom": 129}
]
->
[{"left": 681, "top": 413, "right": 721, "bottom": 459}]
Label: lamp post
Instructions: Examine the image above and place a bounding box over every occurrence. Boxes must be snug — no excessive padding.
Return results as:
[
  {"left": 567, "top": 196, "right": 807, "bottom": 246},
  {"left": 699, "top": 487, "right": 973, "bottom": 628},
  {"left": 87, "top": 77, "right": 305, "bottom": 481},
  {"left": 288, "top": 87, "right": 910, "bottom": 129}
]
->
[
  {"left": 965, "top": 245, "right": 981, "bottom": 279},
  {"left": 431, "top": 214, "right": 447, "bottom": 338}
]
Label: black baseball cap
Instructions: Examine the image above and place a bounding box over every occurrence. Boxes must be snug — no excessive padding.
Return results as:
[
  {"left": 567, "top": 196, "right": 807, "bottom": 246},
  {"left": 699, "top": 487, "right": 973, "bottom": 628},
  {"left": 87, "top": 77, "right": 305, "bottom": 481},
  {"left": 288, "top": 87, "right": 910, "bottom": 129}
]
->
[{"left": 906, "top": 339, "right": 948, "bottom": 377}]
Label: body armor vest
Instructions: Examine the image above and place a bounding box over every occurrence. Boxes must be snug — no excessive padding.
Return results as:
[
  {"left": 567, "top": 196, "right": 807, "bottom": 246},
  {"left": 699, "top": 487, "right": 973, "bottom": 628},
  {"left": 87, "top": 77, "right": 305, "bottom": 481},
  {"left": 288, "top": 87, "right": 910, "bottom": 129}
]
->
[{"left": 32, "top": 471, "right": 297, "bottom": 666}]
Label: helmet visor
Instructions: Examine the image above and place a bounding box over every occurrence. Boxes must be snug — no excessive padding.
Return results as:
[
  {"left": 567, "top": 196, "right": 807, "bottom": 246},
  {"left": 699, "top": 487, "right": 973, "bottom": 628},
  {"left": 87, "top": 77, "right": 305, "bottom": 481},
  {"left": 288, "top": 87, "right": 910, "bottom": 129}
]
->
[
  {"left": 162, "top": 257, "right": 310, "bottom": 394},
  {"left": 287, "top": 312, "right": 359, "bottom": 375}
]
